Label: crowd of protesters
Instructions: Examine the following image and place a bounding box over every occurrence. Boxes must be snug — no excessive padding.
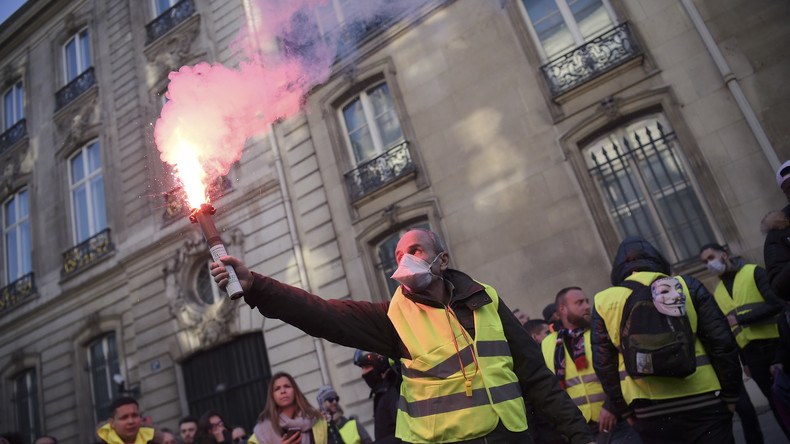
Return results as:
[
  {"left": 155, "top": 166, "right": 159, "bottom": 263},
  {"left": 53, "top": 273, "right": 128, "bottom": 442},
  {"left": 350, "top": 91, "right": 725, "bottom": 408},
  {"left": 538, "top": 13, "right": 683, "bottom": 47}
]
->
[{"left": 6, "top": 163, "right": 790, "bottom": 444}]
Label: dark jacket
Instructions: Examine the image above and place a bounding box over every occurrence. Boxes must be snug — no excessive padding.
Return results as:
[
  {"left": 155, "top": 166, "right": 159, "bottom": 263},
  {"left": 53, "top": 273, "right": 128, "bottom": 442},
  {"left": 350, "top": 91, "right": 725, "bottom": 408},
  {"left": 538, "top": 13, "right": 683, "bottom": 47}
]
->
[
  {"left": 370, "top": 372, "right": 400, "bottom": 444},
  {"left": 762, "top": 205, "right": 790, "bottom": 300},
  {"left": 591, "top": 236, "right": 742, "bottom": 418},
  {"left": 243, "top": 268, "right": 593, "bottom": 444}
]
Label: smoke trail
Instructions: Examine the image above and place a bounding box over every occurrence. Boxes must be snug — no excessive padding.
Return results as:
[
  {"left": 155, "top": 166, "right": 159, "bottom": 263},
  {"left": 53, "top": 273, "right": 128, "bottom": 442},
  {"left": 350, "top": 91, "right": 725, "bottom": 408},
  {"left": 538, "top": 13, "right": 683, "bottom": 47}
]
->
[{"left": 154, "top": 0, "right": 428, "bottom": 196}]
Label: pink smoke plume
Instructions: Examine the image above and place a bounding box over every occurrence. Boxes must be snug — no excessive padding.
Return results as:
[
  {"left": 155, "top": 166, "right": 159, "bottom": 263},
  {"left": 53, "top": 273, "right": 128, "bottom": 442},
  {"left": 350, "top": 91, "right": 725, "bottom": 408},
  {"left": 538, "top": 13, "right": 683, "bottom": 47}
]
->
[{"left": 154, "top": 0, "right": 428, "bottom": 204}]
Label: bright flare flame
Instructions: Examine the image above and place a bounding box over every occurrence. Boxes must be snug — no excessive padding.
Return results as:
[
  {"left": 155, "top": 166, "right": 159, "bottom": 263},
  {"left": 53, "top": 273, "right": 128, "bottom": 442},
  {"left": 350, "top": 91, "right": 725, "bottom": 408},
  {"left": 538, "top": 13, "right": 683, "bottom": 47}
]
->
[{"left": 173, "top": 139, "right": 208, "bottom": 210}]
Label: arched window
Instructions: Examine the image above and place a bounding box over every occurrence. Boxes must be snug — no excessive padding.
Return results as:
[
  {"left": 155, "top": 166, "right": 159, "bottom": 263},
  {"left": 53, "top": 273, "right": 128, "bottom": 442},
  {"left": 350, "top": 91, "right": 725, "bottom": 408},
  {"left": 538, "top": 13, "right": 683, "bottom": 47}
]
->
[{"left": 583, "top": 113, "right": 715, "bottom": 263}]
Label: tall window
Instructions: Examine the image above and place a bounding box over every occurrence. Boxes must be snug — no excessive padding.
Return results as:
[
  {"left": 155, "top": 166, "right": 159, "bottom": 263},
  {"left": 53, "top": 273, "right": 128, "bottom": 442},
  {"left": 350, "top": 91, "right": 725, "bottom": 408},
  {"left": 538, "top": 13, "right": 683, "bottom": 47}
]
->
[
  {"left": 153, "top": 0, "right": 179, "bottom": 17},
  {"left": 4, "top": 189, "right": 32, "bottom": 284},
  {"left": 88, "top": 333, "right": 120, "bottom": 423},
  {"left": 63, "top": 28, "right": 91, "bottom": 83},
  {"left": 376, "top": 222, "right": 430, "bottom": 297},
  {"left": 69, "top": 141, "right": 107, "bottom": 244},
  {"left": 341, "top": 83, "right": 404, "bottom": 165},
  {"left": 3, "top": 81, "right": 24, "bottom": 131},
  {"left": 584, "top": 114, "right": 715, "bottom": 264},
  {"left": 520, "top": 0, "right": 616, "bottom": 60},
  {"left": 13, "top": 369, "right": 41, "bottom": 444}
]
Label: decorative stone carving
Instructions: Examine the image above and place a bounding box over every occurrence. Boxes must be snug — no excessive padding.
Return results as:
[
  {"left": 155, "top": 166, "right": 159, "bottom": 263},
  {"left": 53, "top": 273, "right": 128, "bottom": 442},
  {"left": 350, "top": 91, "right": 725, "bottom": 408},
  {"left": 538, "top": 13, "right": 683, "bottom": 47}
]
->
[
  {"left": 599, "top": 96, "right": 620, "bottom": 120},
  {"left": 56, "top": 96, "right": 100, "bottom": 154},
  {"left": 144, "top": 15, "right": 202, "bottom": 88},
  {"left": 163, "top": 228, "right": 243, "bottom": 350}
]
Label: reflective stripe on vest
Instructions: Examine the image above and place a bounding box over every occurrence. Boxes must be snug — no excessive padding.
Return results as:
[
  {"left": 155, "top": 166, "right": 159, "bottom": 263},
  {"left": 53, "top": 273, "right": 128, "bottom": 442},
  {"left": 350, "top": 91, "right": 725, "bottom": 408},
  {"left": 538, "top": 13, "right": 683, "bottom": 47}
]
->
[
  {"left": 594, "top": 272, "right": 721, "bottom": 405},
  {"left": 541, "top": 330, "right": 606, "bottom": 422},
  {"left": 387, "top": 283, "right": 527, "bottom": 443},
  {"left": 713, "top": 264, "right": 779, "bottom": 348},
  {"left": 338, "top": 419, "right": 361, "bottom": 444}
]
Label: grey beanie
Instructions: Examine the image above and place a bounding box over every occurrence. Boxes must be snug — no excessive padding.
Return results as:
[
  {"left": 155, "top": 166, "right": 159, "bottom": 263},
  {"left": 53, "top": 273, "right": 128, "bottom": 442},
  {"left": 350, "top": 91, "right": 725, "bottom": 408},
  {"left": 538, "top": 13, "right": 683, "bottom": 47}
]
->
[{"left": 316, "top": 385, "right": 338, "bottom": 405}]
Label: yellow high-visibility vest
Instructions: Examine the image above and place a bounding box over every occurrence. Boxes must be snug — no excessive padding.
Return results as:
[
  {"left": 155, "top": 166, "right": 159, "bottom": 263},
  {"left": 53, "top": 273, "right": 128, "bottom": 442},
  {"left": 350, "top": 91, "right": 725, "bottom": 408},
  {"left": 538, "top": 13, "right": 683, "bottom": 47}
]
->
[
  {"left": 542, "top": 329, "right": 606, "bottom": 422},
  {"left": 712, "top": 264, "right": 779, "bottom": 348},
  {"left": 387, "top": 282, "right": 527, "bottom": 443},
  {"left": 594, "top": 272, "right": 721, "bottom": 405},
  {"left": 337, "top": 419, "right": 361, "bottom": 444}
]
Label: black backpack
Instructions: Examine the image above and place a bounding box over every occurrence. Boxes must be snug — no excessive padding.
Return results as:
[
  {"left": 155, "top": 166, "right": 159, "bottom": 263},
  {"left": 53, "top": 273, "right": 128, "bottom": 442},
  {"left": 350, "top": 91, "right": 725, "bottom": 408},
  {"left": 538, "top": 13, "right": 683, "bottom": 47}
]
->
[{"left": 618, "top": 279, "right": 697, "bottom": 377}]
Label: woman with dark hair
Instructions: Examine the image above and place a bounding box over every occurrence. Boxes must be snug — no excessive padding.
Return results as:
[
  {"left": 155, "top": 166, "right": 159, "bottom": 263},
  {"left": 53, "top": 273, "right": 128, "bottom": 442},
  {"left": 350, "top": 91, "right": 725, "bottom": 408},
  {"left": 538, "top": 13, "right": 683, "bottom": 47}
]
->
[
  {"left": 195, "top": 411, "right": 232, "bottom": 444},
  {"left": 250, "top": 372, "right": 326, "bottom": 444}
]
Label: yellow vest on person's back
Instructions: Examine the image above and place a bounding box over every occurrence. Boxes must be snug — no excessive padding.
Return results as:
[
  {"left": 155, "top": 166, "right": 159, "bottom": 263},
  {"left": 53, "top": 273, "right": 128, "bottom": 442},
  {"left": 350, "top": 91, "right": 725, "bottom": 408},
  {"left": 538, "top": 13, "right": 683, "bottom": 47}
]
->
[
  {"left": 594, "top": 272, "right": 721, "bottom": 405},
  {"left": 387, "top": 283, "right": 527, "bottom": 443},
  {"left": 337, "top": 419, "right": 361, "bottom": 444},
  {"left": 541, "top": 329, "right": 606, "bottom": 423},
  {"left": 712, "top": 264, "right": 779, "bottom": 349}
]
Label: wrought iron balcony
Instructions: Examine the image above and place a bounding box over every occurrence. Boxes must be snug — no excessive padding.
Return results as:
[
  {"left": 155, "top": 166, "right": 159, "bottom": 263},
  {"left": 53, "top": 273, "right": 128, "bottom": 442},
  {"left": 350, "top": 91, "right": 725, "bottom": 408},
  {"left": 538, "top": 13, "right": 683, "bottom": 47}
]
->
[
  {"left": 0, "top": 272, "right": 36, "bottom": 315},
  {"left": 344, "top": 141, "right": 415, "bottom": 202},
  {"left": 162, "top": 176, "right": 233, "bottom": 222},
  {"left": 0, "top": 119, "right": 26, "bottom": 154},
  {"left": 62, "top": 228, "right": 114, "bottom": 278},
  {"left": 146, "top": 0, "right": 196, "bottom": 45},
  {"left": 540, "top": 22, "right": 643, "bottom": 99},
  {"left": 55, "top": 67, "right": 96, "bottom": 111}
]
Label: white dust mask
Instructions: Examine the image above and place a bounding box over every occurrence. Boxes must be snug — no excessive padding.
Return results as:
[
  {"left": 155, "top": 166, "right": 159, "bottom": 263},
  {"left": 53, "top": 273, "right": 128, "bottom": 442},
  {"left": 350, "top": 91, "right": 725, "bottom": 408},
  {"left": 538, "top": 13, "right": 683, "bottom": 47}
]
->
[
  {"left": 390, "top": 253, "right": 442, "bottom": 293},
  {"left": 650, "top": 277, "right": 687, "bottom": 317},
  {"left": 706, "top": 257, "right": 727, "bottom": 275}
]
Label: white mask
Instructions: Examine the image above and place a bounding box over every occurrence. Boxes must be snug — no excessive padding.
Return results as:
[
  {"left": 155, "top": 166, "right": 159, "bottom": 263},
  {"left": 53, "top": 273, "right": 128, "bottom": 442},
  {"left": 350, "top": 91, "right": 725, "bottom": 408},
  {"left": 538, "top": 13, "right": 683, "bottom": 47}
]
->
[
  {"left": 650, "top": 277, "right": 686, "bottom": 317},
  {"left": 390, "top": 253, "right": 442, "bottom": 293},
  {"left": 706, "top": 257, "right": 727, "bottom": 275}
]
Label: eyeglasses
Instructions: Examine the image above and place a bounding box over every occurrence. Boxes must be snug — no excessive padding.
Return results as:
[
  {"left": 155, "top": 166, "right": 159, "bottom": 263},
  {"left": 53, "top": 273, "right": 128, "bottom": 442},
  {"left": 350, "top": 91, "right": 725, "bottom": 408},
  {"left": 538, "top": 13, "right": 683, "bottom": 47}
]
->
[
  {"left": 210, "top": 421, "right": 224, "bottom": 430},
  {"left": 326, "top": 396, "right": 339, "bottom": 403}
]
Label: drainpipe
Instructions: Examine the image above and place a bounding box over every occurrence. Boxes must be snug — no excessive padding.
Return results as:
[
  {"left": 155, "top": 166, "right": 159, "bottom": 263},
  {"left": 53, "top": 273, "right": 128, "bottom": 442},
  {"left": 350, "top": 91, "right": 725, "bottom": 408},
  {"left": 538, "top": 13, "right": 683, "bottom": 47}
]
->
[
  {"left": 268, "top": 124, "right": 331, "bottom": 385},
  {"left": 680, "top": 0, "right": 781, "bottom": 171}
]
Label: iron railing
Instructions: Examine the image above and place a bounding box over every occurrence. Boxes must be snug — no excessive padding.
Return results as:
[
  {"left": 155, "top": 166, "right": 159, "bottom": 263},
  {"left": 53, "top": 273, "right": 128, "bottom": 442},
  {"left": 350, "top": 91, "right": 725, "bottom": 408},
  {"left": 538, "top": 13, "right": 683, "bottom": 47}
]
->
[
  {"left": 55, "top": 67, "right": 96, "bottom": 111},
  {"left": 344, "top": 141, "right": 415, "bottom": 201},
  {"left": 0, "top": 272, "right": 36, "bottom": 315},
  {"left": 62, "top": 228, "right": 114, "bottom": 277},
  {"left": 541, "top": 22, "right": 642, "bottom": 98},
  {"left": 587, "top": 121, "right": 714, "bottom": 263},
  {"left": 146, "top": 0, "right": 196, "bottom": 45},
  {"left": 0, "top": 119, "right": 26, "bottom": 153}
]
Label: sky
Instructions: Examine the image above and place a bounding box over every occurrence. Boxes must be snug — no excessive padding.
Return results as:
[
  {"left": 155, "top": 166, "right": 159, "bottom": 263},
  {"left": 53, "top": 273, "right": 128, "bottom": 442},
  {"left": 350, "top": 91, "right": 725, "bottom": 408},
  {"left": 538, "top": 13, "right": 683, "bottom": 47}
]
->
[{"left": 0, "top": 0, "right": 27, "bottom": 26}]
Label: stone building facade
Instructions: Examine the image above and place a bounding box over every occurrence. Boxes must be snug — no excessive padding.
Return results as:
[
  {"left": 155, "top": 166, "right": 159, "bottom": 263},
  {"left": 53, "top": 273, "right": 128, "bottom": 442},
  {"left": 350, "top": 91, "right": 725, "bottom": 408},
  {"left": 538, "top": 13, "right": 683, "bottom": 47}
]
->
[{"left": 0, "top": 0, "right": 787, "bottom": 442}]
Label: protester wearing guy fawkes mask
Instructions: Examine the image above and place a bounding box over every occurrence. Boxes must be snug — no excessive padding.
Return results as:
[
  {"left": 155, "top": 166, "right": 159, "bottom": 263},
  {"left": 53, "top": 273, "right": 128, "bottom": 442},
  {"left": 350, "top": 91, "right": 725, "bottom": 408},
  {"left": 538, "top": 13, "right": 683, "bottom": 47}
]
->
[
  {"left": 211, "top": 228, "right": 594, "bottom": 444},
  {"left": 700, "top": 243, "right": 789, "bottom": 441}
]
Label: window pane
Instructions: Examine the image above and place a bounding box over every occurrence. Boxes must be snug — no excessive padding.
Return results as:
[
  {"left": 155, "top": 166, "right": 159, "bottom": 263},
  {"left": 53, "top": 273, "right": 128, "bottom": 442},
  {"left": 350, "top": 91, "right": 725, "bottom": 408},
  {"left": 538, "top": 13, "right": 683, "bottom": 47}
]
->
[
  {"left": 90, "top": 175, "right": 107, "bottom": 232},
  {"left": 71, "top": 152, "right": 85, "bottom": 183},
  {"left": 367, "top": 84, "right": 394, "bottom": 117},
  {"left": 523, "top": 0, "right": 574, "bottom": 59},
  {"left": 74, "top": 185, "right": 90, "bottom": 242},
  {"left": 79, "top": 29, "right": 91, "bottom": 72},
  {"left": 348, "top": 125, "right": 376, "bottom": 163},
  {"left": 375, "top": 109, "right": 403, "bottom": 149},
  {"left": 342, "top": 99, "right": 367, "bottom": 133},
  {"left": 155, "top": 0, "right": 172, "bottom": 16},
  {"left": 15, "top": 82, "right": 23, "bottom": 121},
  {"left": 20, "top": 221, "right": 31, "bottom": 275},
  {"left": 6, "top": 230, "right": 18, "bottom": 279},
  {"left": 197, "top": 265, "right": 217, "bottom": 305},
  {"left": 568, "top": 0, "right": 612, "bottom": 40},
  {"left": 4, "top": 89, "right": 13, "bottom": 129},
  {"left": 18, "top": 189, "right": 28, "bottom": 218},
  {"left": 87, "top": 141, "right": 102, "bottom": 173},
  {"left": 65, "top": 38, "right": 78, "bottom": 81},
  {"left": 5, "top": 198, "right": 16, "bottom": 226}
]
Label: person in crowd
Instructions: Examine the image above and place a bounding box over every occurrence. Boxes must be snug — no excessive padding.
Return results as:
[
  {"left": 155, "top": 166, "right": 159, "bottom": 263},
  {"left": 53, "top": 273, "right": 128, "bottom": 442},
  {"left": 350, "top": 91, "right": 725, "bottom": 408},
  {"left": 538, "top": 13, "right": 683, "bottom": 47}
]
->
[
  {"left": 316, "top": 385, "right": 372, "bottom": 444},
  {"left": 761, "top": 158, "right": 790, "bottom": 431},
  {"left": 543, "top": 287, "right": 640, "bottom": 443},
  {"left": 513, "top": 308, "right": 530, "bottom": 325},
  {"left": 160, "top": 429, "right": 178, "bottom": 444},
  {"left": 250, "top": 371, "right": 326, "bottom": 444},
  {"left": 353, "top": 350, "right": 400, "bottom": 444},
  {"left": 96, "top": 397, "right": 156, "bottom": 444},
  {"left": 195, "top": 411, "right": 232, "bottom": 444},
  {"left": 525, "top": 319, "right": 551, "bottom": 344},
  {"left": 33, "top": 436, "right": 57, "bottom": 444},
  {"left": 591, "top": 236, "right": 741, "bottom": 444},
  {"left": 543, "top": 302, "right": 562, "bottom": 332},
  {"left": 700, "top": 242, "right": 787, "bottom": 442},
  {"left": 180, "top": 417, "right": 199, "bottom": 444},
  {"left": 212, "top": 228, "right": 594, "bottom": 443},
  {"left": 231, "top": 427, "right": 246, "bottom": 444}
]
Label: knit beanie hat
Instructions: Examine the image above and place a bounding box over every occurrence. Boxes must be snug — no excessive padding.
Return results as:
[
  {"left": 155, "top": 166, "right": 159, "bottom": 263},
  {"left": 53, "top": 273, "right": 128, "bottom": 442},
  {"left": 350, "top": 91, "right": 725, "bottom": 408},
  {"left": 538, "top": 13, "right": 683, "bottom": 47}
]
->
[{"left": 316, "top": 385, "right": 338, "bottom": 406}]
